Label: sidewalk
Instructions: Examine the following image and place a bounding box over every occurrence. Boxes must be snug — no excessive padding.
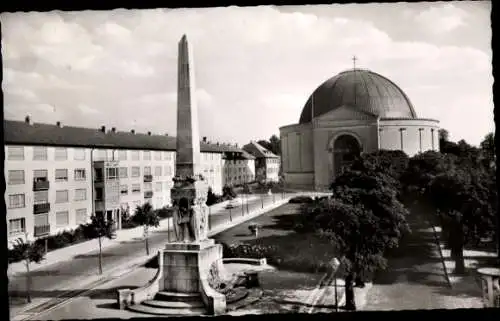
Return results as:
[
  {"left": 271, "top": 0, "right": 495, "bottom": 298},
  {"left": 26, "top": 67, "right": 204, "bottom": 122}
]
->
[
  {"left": 11, "top": 194, "right": 295, "bottom": 320},
  {"left": 360, "top": 207, "right": 483, "bottom": 311},
  {"left": 8, "top": 196, "right": 259, "bottom": 277}
]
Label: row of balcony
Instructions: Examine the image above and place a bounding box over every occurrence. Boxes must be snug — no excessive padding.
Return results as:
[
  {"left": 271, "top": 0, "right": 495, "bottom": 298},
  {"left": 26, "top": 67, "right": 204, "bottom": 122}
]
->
[{"left": 94, "top": 174, "right": 154, "bottom": 183}]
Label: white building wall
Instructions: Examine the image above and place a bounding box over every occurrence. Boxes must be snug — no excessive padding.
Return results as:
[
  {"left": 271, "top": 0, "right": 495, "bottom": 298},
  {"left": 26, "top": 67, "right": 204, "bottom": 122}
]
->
[{"left": 5, "top": 145, "right": 93, "bottom": 245}]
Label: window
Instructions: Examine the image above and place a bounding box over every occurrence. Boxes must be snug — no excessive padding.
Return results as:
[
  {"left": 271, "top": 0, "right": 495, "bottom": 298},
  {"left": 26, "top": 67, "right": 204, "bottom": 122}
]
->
[
  {"left": 119, "top": 167, "right": 128, "bottom": 178},
  {"left": 131, "top": 167, "right": 140, "bottom": 177},
  {"left": 144, "top": 182, "right": 153, "bottom": 191},
  {"left": 143, "top": 151, "right": 151, "bottom": 161},
  {"left": 55, "top": 169, "right": 68, "bottom": 182},
  {"left": 131, "top": 184, "right": 141, "bottom": 193},
  {"left": 56, "top": 211, "right": 69, "bottom": 227},
  {"left": 120, "top": 185, "right": 128, "bottom": 195},
  {"left": 54, "top": 148, "right": 67, "bottom": 161},
  {"left": 74, "top": 188, "right": 87, "bottom": 201},
  {"left": 164, "top": 165, "right": 172, "bottom": 176},
  {"left": 34, "top": 169, "right": 48, "bottom": 181},
  {"left": 9, "top": 218, "right": 26, "bottom": 235},
  {"left": 131, "top": 150, "right": 140, "bottom": 161},
  {"left": 155, "top": 182, "right": 162, "bottom": 192},
  {"left": 144, "top": 166, "right": 152, "bottom": 176},
  {"left": 34, "top": 191, "right": 49, "bottom": 204},
  {"left": 95, "top": 188, "right": 103, "bottom": 201},
  {"left": 74, "top": 169, "right": 86, "bottom": 181},
  {"left": 56, "top": 190, "right": 69, "bottom": 203},
  {"left": 74, "top": 148, "right": 86, "bottom": 160},
  {"left": 8, "top": 146, "right": 24, "bottom": 160},
  {"left": 154, "top": 166, "right": 162, "bottom": 177},
  {"left": 75, "top": 208, "right": 88, "bottom": 225},
  {"left": 34, "top": 213, "right": 49, "bottom": 227},
  {"left": 118, "top": 150, "right": 127, "bottom": 161},
  {"left": 8, "top": 170, "right": 25, "bottom": 185},
  {"left": 9, "top": 194, "right": 25, "bottom": 209},
  {"left": 106, "top": 167, "right": 118, "bottom": 179},
  {"left": 154, "top": 151, "right": 162, "bottom": 161},
  {"left": 33, "top": 147, "right": 48, "bottom": 160},
  {"left": 163, "top": 182, "right": 169, "bottom": 191},
  {"left": 162, "top": 151, "right": 170, "bottom": 160}
]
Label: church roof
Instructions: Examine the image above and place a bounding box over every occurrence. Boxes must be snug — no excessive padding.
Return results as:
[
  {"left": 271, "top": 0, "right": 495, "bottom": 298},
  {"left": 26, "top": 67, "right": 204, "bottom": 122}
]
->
[
  {"left": 242, "top": 141, "right": 279, "bottom": 159},
  {"left": 4, "top": 119, "right": 241, "bottom": 153},
  {"left": 299, "top": 69, "right": 417, "bottom": 124}
]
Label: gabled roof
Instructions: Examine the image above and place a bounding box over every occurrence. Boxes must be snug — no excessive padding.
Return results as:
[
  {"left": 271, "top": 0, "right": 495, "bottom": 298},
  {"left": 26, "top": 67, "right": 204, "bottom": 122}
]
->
[
  {"left": 242, "top": 141, "right": 279, "bottom": 159},
  {"left": 3, "top": 119, "right": 242, "bottom": 153},
  {"left": 241, "top": 150, "right": 256, "bottom": 160}
]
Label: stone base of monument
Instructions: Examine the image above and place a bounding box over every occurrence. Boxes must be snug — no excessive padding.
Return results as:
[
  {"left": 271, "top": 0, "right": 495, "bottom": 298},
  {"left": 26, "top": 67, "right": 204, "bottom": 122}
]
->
[{"left": 117, "top": 239, "right": 226, "bottom": 316}]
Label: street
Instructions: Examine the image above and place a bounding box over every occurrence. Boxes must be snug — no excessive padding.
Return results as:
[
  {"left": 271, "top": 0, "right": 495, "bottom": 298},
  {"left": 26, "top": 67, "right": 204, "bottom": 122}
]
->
[{"left": 8, "top": 193, "right": 287, "bottom": 315}]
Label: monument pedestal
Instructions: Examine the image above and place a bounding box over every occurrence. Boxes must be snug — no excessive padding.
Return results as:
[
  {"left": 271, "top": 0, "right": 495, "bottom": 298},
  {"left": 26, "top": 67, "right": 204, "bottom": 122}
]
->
[{"left": 162, "top": 239, "right": 221, "bottom": 293}]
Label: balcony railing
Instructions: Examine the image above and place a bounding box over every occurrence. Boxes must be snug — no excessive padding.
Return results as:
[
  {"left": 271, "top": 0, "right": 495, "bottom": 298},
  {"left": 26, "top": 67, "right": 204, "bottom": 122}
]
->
[
  {"left": 33, "top": 202, "right": 50, "bottom": 214},
  {"left": 33, "top": 179, "right": 50, "bottom": 191},
  {"left": 94, "top": 176, "right": 104, "bottom": 183},
  {"left": 144, "top": 175, "right": 153, "bottom": 182},
  {"left": 34, "top": 225, "right": 50, "bottom": 237},
  {"left": 144, "top": 191, "right": 153, "bottom": 198}
]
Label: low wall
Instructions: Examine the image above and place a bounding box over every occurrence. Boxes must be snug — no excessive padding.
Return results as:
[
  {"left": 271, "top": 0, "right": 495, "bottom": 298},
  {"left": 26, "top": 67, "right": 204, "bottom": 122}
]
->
[{"left": 117, "top": 250, "right": 164, "bottom": 309}]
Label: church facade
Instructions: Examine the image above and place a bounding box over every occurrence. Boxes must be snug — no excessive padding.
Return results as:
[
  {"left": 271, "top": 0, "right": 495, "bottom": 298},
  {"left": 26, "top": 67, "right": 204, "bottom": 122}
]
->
[{"left": 279, "top": 68, "right": 440, "bottom": 191}]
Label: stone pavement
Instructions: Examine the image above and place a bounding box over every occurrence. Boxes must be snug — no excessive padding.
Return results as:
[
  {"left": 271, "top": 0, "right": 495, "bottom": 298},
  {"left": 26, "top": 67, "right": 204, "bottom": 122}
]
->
[{"left": 361, "top": 207, "right": 484, "bottom": 311}]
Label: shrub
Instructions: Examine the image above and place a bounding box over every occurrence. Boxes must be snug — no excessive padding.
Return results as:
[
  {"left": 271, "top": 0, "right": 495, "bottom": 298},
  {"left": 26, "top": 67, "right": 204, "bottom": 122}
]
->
[
  {"left": 289, "top": 196, "right": 314, "bottom": 204},
  {"left": 156, "top": 206, "right": 174, "bottom": 219}
]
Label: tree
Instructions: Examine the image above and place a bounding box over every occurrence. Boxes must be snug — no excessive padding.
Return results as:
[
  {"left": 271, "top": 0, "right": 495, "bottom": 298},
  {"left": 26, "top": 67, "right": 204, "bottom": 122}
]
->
[
  {"left": 206, "top": 187, "right": 219, "bottom": 206},
  {"left": 257, "top": 134, "right": 281, "bottom": 156},
  {"left": 324, "top": 168, "right": 409, "bottom": 310},
  {"left": 12, "top": 237, "right": 46, "bottom": 303},
  {"left": 134, "top": 202, "right": 160, "bottom": 256},
  {"left": 83, "top": 215, "right": 116, "bottom": 274},
  {"left": 480, "top": 132, "right": 495, "bottom": 166}
]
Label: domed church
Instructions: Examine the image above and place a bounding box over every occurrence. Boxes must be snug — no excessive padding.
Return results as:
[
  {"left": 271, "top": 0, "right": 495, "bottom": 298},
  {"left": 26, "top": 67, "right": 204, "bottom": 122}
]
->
[{"left": 279, "top": 68, "right": 440, "bottom": 191}]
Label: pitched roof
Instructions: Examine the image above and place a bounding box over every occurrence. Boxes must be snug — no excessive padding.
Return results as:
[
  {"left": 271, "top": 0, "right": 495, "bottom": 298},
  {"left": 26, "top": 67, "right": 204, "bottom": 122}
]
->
[
  {"left": 242, "top": 141, "right": 279, "bottom": 159},
  {"left": 241, "top": 150, "right": 256, "bottom": 160},
  {"left": 4, "top": 119, "right": 241, "bottom": 153}
]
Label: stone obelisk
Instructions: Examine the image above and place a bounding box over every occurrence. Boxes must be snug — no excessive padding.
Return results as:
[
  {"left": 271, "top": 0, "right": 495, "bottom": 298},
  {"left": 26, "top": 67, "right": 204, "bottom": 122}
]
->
[{"left": 170, "top": 34, "right": 209, "bottom": 243}]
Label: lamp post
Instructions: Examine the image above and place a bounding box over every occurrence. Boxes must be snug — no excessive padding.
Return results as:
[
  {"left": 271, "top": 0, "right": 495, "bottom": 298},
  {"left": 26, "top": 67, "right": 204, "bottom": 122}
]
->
[{"left": 330, "top": 258, "right": 340, "bottom": 312}]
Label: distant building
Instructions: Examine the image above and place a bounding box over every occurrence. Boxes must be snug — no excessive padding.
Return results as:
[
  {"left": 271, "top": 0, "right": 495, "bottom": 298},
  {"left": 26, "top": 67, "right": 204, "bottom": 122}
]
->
[
  {"left": 222, "top": 149, "right": 256, "bottom": 187},
  {"left": 280, "top": 68, "right": 440, "bottom": 191},
  {"left": 243, "top": 141, "right": 280, "bottom": 183},
  {"left": 4, "top": 117, "right": 242, "bottom": 245}
]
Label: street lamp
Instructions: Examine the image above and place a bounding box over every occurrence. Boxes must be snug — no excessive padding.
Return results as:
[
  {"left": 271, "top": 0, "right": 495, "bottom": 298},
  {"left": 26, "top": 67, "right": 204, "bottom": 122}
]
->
[{"left": 330, "top": 258, "right": 340, "bottom": 312}]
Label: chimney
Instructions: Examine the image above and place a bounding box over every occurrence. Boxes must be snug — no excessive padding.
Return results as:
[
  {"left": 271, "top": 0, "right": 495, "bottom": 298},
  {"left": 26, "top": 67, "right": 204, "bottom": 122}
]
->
[
  {"left": 165, "top": 133, "right": 168, "bottom": 136},
  {"left": 131, "top": 129, "right": 135, "bottom": 134},
  {"left": 25, "top": 115, "right": 32, "bottom": 125},
  {"left": 111, "top": 127, "right": 116, "bottom": 133},
  {"left": 56, "top": 121, "right": 63, "bottom": 128},
  {"left": 100, "top": 125, "right": 106, "bottom": 133},
  {"left": 203, "top": 136, "right": 207, "bottom": 143},
  {"left": 147, "top": 131, "right": 152, "bottom": 136},
  {"left": 216, "top": 142, "right": 219, "bottom": 146}
]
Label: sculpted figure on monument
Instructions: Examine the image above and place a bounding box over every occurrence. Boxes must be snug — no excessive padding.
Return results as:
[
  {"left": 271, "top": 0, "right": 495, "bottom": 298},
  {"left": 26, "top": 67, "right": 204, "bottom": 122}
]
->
[{"left": 174, "top": 197, "right": 196, "bottom": 242}]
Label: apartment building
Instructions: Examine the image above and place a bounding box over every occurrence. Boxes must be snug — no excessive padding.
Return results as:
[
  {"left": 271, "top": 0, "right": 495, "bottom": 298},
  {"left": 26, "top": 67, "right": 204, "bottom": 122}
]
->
[
  {"left": 243, "top": 141, "right": 281, "bottom": 183},
  {"left": 222, "top": 149, "right": 256, "bottom": 186},
  {"left": 4, "top": 117, "right": 242, "bottom": 245}
]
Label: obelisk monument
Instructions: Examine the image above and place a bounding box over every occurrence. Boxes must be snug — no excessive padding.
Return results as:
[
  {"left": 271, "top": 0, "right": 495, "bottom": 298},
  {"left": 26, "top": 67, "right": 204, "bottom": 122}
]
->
[{"left": 170, "top": 34, "right": 210, "bottom": 243}]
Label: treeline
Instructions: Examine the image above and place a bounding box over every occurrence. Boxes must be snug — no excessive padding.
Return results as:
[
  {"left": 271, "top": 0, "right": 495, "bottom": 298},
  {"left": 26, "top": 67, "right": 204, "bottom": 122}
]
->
[{"left": 298, "top": 132, "right": 496, "bottom": 310}]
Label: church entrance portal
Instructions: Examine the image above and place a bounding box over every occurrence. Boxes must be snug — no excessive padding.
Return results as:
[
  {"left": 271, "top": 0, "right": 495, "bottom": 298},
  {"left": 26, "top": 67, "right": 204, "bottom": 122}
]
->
[{"left": 333, "top": 134, "right": 361, "bottom": 178}]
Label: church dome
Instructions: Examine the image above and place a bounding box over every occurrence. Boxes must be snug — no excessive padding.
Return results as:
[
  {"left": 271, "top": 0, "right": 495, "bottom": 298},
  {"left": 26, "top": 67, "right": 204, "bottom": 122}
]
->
[{"left": 299, "top": 69, "right": 417, "bottom": 124}]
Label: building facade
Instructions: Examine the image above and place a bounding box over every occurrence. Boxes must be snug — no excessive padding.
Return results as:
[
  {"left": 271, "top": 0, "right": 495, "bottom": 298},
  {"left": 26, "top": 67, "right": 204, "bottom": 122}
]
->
[
  {"left": 280, "top": 68, "right": 440, "bottom": 191},
  {"left": 243, "top": 141, "right": 280, "bottom": 183},
  {"left": 222, "top": 149, "right": 256, "bottom": 187},
  {"left": 4, "top": 118, "right": 243, "bottom": 245}
]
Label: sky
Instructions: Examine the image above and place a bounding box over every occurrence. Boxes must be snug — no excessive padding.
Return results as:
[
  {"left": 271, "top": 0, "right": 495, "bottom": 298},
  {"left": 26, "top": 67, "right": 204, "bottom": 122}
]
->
[{"left": 1, "top": 1, "right": 494, "bottom": 147}]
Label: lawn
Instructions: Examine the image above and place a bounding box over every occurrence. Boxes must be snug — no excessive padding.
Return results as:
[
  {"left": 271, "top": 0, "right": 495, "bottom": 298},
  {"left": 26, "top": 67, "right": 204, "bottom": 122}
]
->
[{"left": 214, "top": 203, "right": 337, "bottom": 274}]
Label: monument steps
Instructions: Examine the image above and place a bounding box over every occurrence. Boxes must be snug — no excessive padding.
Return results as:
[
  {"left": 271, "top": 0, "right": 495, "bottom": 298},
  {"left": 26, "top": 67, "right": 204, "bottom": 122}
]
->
[
  {"left": 155, "top": 291, "right": 201, "bottom": 302},
  {"left": 127, "top": 303, "right": 207, "bottom": 316},
  {"left": 143, "top": 299, "right": 205, "bottom": 309}
]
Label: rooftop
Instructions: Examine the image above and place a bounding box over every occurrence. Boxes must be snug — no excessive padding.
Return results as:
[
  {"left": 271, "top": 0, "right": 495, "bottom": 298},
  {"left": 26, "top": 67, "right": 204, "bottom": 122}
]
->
[{"left": 4, "top": 118, "right": 242, "bottom": 154}]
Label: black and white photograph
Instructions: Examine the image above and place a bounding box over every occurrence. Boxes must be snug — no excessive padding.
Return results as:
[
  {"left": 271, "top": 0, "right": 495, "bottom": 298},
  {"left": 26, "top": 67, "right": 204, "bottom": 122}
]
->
[{"left": 2, "top": 1, "right": 497, "bottom": 320}]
